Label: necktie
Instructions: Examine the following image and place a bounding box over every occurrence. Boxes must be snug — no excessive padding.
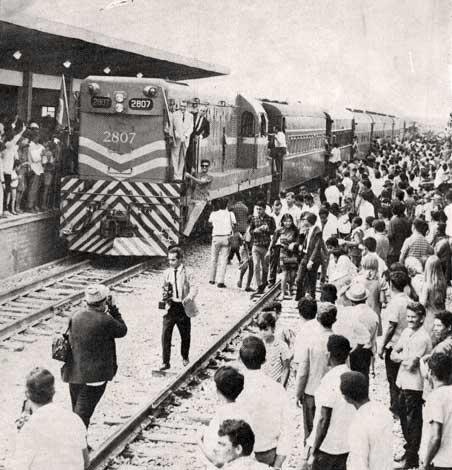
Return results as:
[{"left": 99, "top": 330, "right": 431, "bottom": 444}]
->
[
  {"left": 182, "top": 113, "right": 185, "bottom": 123},
  {"left": 174, "top": 269, "right": 179, "bottom": 299}
]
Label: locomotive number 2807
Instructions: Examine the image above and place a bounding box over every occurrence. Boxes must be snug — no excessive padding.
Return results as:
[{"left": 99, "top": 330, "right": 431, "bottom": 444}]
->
[{"left": 103, "top": 131, "right": 137, "bottom": 144}]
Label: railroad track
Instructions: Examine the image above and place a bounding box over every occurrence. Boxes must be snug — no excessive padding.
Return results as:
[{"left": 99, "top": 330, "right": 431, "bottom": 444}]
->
[
  {"left": 0, "top": 257, "right": 162, "bottom": 342},
  {"left": 88, "top": 281, "right": 281, "bottom": 470}
]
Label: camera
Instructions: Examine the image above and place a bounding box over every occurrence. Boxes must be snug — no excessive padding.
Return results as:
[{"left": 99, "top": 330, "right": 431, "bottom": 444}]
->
[{"left": 158, "top": 281, "right": 173, "bottom": 310}]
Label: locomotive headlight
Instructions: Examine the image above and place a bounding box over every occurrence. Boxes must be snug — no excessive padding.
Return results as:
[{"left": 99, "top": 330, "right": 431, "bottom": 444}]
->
[
  {"left": 115, "top": 92, "right": 125, "bottom": 103},
  {"left": 88, "top": 83, "right": 100, "bottom": 95},
  {"left": 143, "top": 86, "right": 157, "bottom": 97},
  {"left": 115, "top": 103, "right": 124, "bottom": 113}
]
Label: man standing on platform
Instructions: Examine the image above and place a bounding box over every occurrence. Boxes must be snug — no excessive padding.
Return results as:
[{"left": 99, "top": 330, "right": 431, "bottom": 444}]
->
[
  {"left": 186, "top": 106, "right": 210, "bottom": 173},
  {"left": 166, "top": 101, "right": 193, "bottom": 181},
  {"left": 160, "top": 246, "right": 198, "bottom": 371}
]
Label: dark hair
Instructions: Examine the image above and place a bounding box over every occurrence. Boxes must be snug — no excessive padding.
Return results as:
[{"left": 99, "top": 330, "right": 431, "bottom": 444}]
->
[
  {"left": 320, "top": 284, "right": 338, "bottom": 304},
  {"left": 373, "top": 219, "right": 385, "bottom": 233},
  {"left": 390, "top": 270, "right": 408, "bottom": 291},
  {"left": 273, "top": 198, "right": 282, "bottom": 206},
  {"left": 363, "top": 237, "right": 377, "bottom": 253},
  {"left": 365, "top": 216, "right": 375, "bottom": 227},
  {"left": 407, "top": 301, "right": 426, "bottom": 317},
  {"left": 218, "top": 198, "right": 229, "bottom": 210},
  {"left": 239, "top": 336, "right": 266, "bottom": 369},
  {"left": 319, "top": 207, "right": 329, "bottom": 218},
  {"left": 280, "top": 213, "right": 296, "bottom": 229},
  {"left": 428, "top": 352, "right": 452, "bottom": 382},
  {"left": 218, "top": 419, "right": 255, "bottom": 456},
  {"left": 317, "top": 303, "right": 337, "bottom": 328},
  {"left": 413, "top": 218, "right": 429, "bottom": 236},
  {"left": 391, "top": 201, "right": 406, "bottom": 216},
  {"left": 26, "top": 367, "right": 55, "bottom": 405},
  {"left": 255, "top": 200, "right": 266, "bottom": 209},
  {"left": 168, "top": 246, "right": 183, "bottom": 259},
  {"left": 214, "top": 366, "right": 244, "bottom": 401},
  {"left": 297, "top": 297, "right": 317, "bottom": 320},
  {"left": 395, "top": 189, "right": 405, "bottom": 201},
  {"left": 303, "top": 212, "right": 317, "bottom": 226},
  {"left": 258, "top": 312, "right": 276, "bottom": 330},
  {"left": 262, "top": 301, "right": 282, "bottom": 314},
  {"left": 200, "top": 159, "right": 210, "bottom": 166},
  {"left": 327, "top": 334, "right": 351, "bottom": 363},
  {"left": 352, "top": 216, "right": 362, "bottom": 227},
  {"left": 325, "top": 237, "right": 339, "bottom": 249},
  {"left": 435, "top": 310, "right": 452, "bottom": 329},
  {"left": 340, "top": 371, "right": 369, "bottom": 402}
]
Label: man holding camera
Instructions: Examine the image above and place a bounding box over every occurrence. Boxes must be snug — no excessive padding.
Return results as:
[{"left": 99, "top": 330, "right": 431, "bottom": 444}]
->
[
  {"left": 160, "top": 246, "right": 198, "bottom": 371},
  {"left": 61, "top": 284, "right": 127, "bottom": 429}
]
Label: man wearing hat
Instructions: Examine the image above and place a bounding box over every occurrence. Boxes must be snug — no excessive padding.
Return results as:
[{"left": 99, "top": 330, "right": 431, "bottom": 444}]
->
[
  {"left": 340, "top": 283, "right": 379, "bottom": 378},
  {"left": 61, "top": 284, "right": 127, "bottom": 428}
]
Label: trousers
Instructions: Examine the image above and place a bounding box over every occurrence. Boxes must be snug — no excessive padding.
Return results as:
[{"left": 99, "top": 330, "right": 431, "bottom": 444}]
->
[
  {"left": 312, "top": 449, "right": 348, "bottom": 470},
  {"left": 162, "top": 302, "right": 191, "bottom": 365},
  {"left": 252, "top": 245, "right": 269, "bottom": 288},
  {"left": 27, "top": 172, "right": 42, "bottom": 210},
  {"left": 399, "top": 389, "right": 423, "bottom": 467},
  {"left": 268, "top": 245, "right": 281, "bottom": 284},
  {"left": 295, "top": 260, "right": 320, "bottom": 300},
  {"left": 170, "top": 140, "right": 187, "bottom": 180},
  {"left": 384, "top": 348, "right": 401, "bottom": 414},
  {"left": 302, "top": 393, "right": 316, "bottom": 444},
  {"left": 69, "top": 382, "right": 107, "bottom": 428},
  {"left": 209, "top": 235, "right": 230, "bottom": 284}
]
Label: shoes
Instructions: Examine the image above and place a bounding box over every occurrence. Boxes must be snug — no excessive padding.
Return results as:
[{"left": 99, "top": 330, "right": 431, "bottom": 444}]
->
[
  {"left": 182, "top": 358, "right": 189, "bottom": 366},
  {"left": 217, "top": 283, "right": 226, "bottom": 288},
  {"left": 11, "top": 210, "right": 17, "bottom": 215},
  {"left": 209, "top": 281, "right": 215, "bottom": 285},
  {"left": 237, "top": 281, "right": 242, "bottom": 288},
  {"left": 256, "top": 286, "right": 265, "bottom": 294},
  {"left": 159, "top": 363, "right": 170, "bottom": 371},
  {"left": 244, "top": 287, "right": 254, "bottom": 292}
]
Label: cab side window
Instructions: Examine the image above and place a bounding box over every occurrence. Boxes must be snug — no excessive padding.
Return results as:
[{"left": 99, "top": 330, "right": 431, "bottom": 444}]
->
[{"left": 240, "top": 111, "right": 254, "bottom": 138}]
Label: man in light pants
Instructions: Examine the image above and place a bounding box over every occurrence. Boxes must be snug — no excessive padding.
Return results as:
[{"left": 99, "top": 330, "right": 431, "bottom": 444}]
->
[{"left": 208, "top": 198, "right": 236, "bottom": 288}]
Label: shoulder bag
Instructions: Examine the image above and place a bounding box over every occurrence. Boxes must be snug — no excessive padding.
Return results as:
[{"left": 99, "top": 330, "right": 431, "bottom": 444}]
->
[{"left": 52, "top": 321, "right": 72, "bottom": 362}]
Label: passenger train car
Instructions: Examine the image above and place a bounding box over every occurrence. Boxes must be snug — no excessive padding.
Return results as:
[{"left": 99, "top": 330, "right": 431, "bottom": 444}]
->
[{"left": 60, "top": 76, "right": 409, "bottom": 257}]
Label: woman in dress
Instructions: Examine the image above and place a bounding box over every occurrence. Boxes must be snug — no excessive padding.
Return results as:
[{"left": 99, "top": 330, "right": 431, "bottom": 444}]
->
[{"left": 268, "top": 213, "right": 298, "bottom": 300}]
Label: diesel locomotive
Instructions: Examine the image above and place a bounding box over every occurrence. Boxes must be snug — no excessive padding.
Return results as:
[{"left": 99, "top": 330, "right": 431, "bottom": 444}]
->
[{"left": 60, "top": 76, "right": 410, "bottom": 256}]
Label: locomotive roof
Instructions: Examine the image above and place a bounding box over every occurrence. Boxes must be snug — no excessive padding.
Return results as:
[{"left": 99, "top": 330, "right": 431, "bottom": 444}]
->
[{"left": 260, "top": 101, "right": 325, "bottom": 119}]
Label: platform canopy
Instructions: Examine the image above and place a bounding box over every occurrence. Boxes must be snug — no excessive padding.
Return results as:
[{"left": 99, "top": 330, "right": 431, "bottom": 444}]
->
[{"left": 0, "top": 14, "right": 230, "bottom": 80}]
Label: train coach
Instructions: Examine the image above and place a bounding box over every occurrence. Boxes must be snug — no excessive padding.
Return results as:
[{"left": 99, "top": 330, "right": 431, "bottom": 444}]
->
[{"left": 60, "top": 76, "right": 406, "bottom": 257}]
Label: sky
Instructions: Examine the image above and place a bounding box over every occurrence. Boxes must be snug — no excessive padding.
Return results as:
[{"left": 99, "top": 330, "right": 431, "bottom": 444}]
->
[{"left": 1, "top": 0, "right": 450, "bottom": 123}]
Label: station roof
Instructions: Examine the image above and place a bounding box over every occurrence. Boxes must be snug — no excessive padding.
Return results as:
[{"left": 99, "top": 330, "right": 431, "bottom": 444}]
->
[{"left": 0, "top": 14, "right": 230, "bottom": 80}]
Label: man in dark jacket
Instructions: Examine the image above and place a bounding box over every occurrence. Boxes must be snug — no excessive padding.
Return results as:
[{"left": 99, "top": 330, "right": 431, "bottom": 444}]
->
[
  {"left": 295, "top": 212, "right": 325, "bottom": 300},
  {"left": 62, "top": 284, "right": 127, "bottom": 428}
]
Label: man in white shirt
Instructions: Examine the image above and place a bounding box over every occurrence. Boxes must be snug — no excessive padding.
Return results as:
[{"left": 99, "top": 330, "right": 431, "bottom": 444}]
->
[
  {"left": 340, "top": 371, "right": 393, "bottom": 470},
  {"left": 12, "top": 367, "right": 88, "bottom": 470},
  {"left": 341, "top": 171, "right": 354, "bottom": 198},
  {"left": 268, "top": 199, "right": 284, "bottom": 286},
  {"left": 285, "top": 192, "right": 301, "bottom": 225},
  {"left": 296, "top": 302, "right": 336, "bottom": 442},
  {"left": 26, "top": 132, "right": 44, "bottom": 212},
  {"left": 444, "top": 190, "right": 452, "bottom": 237},
  {"left": 391, "top": 302, "right": 432, "bottom": 469},
  {"left": 329, "top": 143, "right": 341, "bottom": 177},
  {"left": 273, "top": 126, "right": 287, "bottom": 178},
  {"left": 208, "top": 198, "right": 236, "bottom": 288},
  {"left": 237, "top": 336, "right": 293, "bottom": 469},
  {"left": 324, "top": 179, "right": 341, "bottom": 207},
  {"left": 306, "top": 335, "right": 355, "bottom": 470}
]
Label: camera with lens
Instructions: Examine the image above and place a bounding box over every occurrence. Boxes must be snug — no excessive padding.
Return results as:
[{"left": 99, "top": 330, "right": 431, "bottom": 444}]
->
[{"left": 158, "top": 281, "right": 173, "bottom": 310}]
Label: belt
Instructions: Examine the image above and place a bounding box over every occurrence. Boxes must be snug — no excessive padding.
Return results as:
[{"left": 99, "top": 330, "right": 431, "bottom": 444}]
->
[{"left": 213, "top": 234, "right": 231, "bottom": 237}]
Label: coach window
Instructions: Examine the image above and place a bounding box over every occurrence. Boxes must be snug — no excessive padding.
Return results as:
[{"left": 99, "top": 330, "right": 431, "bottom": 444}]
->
[
  {"left": 240, "top": 111, "right": 255, "bottom": 138},
  {"left": 41, "top": 106, "right": 56, "bottom": 118}
]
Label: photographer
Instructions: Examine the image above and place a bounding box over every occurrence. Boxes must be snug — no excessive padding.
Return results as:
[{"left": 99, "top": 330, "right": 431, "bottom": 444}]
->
[
  {"left": 160, "top": 246, "right": 198, "bottom": 371},
  {"left": 61, "top": 284, "right": 127, "bottom": 429}
]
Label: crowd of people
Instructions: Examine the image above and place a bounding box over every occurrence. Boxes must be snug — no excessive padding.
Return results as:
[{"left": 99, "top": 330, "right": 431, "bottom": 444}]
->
[
  {"left": 0, "top": 115, "right": 64, "bottom": 217},
  {"left": 201, "top": 133, "right": 452, "bottom": 469},
  {"left": 8, "top": 132, "right": 452, "bottom": 470}
]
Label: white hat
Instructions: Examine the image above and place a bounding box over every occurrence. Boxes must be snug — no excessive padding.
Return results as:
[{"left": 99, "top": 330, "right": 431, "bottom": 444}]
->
[
  {"left": 85, "top": 284, "right": 109, "bottom": 304},
  {"left": 345, "top": 283, "right": 369, "bottom": 302},
  {"left": 29, "top": 122, "right": 40, "bottom": 129}
]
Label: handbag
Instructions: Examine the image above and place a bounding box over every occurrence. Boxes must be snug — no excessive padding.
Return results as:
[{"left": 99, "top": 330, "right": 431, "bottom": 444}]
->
[
  {"left": 182, "top": 297, "right": 199, "bottom": 318},
  {"left": 52, "top": 321, "right": 72, "bottom": 362}
]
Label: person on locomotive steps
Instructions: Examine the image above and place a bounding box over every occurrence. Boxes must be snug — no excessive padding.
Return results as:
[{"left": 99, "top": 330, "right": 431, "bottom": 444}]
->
[
  {"left": 165, "top": 100, "right": 193, "bottom": 181},
  {"left": 160, "top": 246, "right": 198, "bottom": 370},
  {"left": 186, "top": 105, "right": 210, "bottom": 174},
  {"left": 61, "top": 284, "right": 127, "bottom": 429}
]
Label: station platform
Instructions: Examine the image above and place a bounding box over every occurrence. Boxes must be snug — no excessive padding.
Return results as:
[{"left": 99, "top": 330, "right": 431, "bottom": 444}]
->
[{"left": 0, "top": 210, "right": 65, "bottom": 280}]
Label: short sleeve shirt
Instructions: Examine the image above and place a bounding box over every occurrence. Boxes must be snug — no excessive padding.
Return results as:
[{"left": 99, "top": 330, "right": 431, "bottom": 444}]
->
[
  {"left": 209, "top": 209, "right": 236, "bottom": 236},
  {"left": 423, "top": 386, "right": 452, "bottom": 467},
  {"left": 383, "top": 291, "right": 410, "bottom": 348}
]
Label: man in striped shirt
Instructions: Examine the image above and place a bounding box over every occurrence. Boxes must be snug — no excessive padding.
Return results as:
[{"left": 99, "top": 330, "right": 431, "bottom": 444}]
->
[{"left": 399, "top": 218, "right": 433, "bottom": 267}]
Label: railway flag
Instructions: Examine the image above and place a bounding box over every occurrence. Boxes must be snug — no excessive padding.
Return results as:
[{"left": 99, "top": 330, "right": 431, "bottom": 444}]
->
[{"left": 56, "top": 75, "right": 71, "bottom": 133}]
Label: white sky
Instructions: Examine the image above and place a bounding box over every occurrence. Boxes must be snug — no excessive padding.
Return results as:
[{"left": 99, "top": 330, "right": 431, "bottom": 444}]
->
[{"left": 2, "top": 0, "right": 450, "bottom": 122}]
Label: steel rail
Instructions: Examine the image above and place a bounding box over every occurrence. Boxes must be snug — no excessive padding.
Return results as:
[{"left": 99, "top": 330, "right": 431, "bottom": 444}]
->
[
  {"left": 0, "top": 260, "right": 153, "bottom": 342},
  {"left": 88, "top": 281, "right": 281, "bottom": 470}
]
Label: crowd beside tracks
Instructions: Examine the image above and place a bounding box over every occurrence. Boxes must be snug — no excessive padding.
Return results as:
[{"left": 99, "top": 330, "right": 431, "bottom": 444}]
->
[{"left": 6, "top": 132, "right": 452, "bottom": 470}]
